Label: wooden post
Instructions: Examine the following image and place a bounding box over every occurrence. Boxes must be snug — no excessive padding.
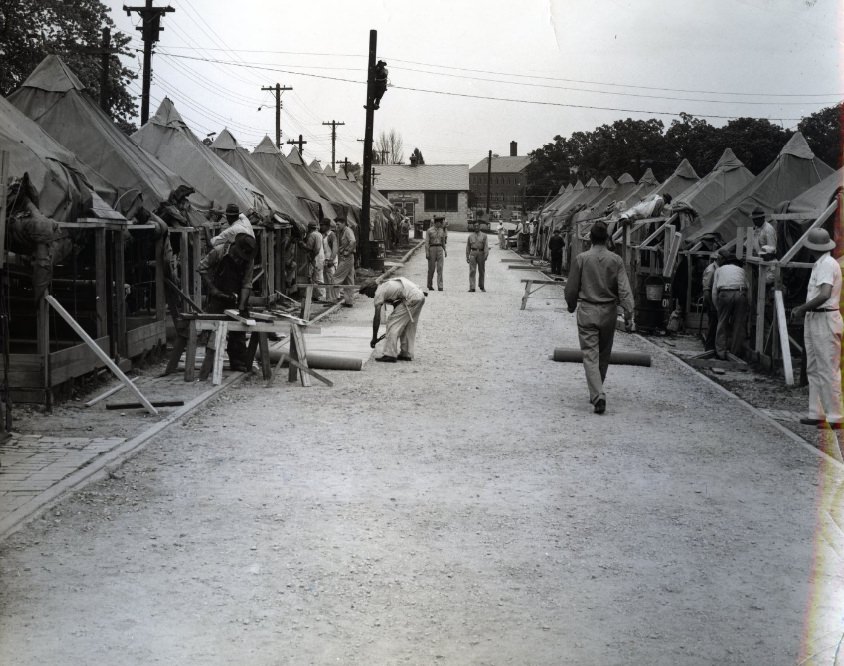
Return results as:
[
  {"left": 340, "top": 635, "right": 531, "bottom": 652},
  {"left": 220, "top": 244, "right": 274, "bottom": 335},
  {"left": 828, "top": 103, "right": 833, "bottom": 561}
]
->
[
  {"left": 773, "top": 290, "right": 794, "bottom": 386},
  {"left": 155, "top": 237, "right": 166, "bottom": 321},
  {"left": 779, "top": 200, "right": 838, "bottom": 264},
  {"left": 0, "top": 151, "right": 7, "bottom": 266},
  {"left": 45, "top": 295, "right": 158, "bottom": 414},
  {"left": 755, "top": 264, "right": 766, "bottom": 353},
  {"left": 113, "top": 229, "right": 127, "bottom": 358},
  {"left": 191, "top": 230, "right": 203, "bottom": 305},
  {"left": 38, "top": 297, "right": 51, "bottom": 410},
  {"left": 95, "top": 227, "right": 108, "bottom": 339}
]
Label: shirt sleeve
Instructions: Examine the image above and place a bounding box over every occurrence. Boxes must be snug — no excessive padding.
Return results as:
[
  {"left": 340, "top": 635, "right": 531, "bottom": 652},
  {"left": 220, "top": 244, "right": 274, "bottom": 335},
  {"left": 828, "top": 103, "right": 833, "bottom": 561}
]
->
[
  {"left": 616, "top": 260, "right": 634, "bottom": 316},
  {"left": 815, "top": 258, "right": 836, "bottom": 286},
  {"left": 241, "top": 258, "right": 254, "bottom": 290},
  {"left": 198, "top": 247, "right": 221, "bottom": 275},
  {"left": 564, "top": 255, "right": 582, "bottom": 310}
]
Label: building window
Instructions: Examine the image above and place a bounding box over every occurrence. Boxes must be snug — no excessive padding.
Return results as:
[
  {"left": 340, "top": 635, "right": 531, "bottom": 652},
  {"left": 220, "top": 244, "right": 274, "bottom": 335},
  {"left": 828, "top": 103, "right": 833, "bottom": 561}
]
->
[{"left": 424, "top": 191, "right": 459, "bottom": 212}]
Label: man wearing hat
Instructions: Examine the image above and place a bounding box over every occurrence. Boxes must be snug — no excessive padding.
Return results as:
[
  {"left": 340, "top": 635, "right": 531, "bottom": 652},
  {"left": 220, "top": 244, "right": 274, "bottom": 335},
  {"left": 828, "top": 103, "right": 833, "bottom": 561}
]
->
[
  {"left": 198, "top": 233, "right": 257, "bottom": 373},
  {"left": 332, "top": 216, "right": 357, "bottom": 307},
  {"left": 425, "top": 216, "right": 448, "bottom": 291},
  {"left": 564, "top": 221, "right": 634, "bottom": 414},
  {"left": 321, "top": 218, "right": 339, "bottom": 302},
  {"left": 360, "top": 277, "right": 426, "bottom": 362},
  {"left": 790, "top": 228, "right": 842, "bottom": 427},
  {"left": 746, "top": 206, "right": 777, "bottom": 285},
  {"left": 210, "top": 203, "right": 254, "bottom": 249},
  {"left": 299, "top": 220, "right": 325, "bottom": 301},
  {"left": 711, "top": 249, "right": 748, "bottom": 360},
  {"left": 466, "top": 221, "right": 489, "bottom": 292}
]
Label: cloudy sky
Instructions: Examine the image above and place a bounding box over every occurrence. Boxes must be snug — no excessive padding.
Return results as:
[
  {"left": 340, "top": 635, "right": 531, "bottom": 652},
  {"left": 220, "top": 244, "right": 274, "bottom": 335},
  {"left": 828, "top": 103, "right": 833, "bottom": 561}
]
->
[{"left": 104, "top": 0, "right": 842, "bottom": 168}]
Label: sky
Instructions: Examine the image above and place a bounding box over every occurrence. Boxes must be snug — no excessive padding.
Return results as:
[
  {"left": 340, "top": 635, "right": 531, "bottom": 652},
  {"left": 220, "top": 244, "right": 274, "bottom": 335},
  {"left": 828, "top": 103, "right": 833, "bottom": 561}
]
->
[{"left": 104, "top": 0, "right": 843, "bottom": 169}]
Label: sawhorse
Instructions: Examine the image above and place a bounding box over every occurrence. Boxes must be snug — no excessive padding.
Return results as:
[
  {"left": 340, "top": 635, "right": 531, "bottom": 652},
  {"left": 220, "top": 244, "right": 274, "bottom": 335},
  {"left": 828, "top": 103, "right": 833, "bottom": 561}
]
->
[{"left": 520, "top": 278, "right": 565, "bottom": 310}]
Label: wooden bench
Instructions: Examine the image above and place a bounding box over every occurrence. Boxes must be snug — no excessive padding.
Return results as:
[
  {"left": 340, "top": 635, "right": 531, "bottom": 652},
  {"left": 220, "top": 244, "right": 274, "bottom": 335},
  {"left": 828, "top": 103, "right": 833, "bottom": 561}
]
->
[{"left": 520, "top": 278, "right": 565, "bottom": 310}]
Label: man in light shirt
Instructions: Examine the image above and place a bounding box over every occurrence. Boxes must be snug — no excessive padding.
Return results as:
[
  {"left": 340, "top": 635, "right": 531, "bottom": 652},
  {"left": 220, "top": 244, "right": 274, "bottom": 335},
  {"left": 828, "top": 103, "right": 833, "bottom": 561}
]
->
[
  {"left": 711, "top": 250, "right": 748, "bottom": 360},
  {"left": 745, "top": 206, "right": 777, "bottom": 286},
  {"left": 321, "top": 218, "right": 338, "bottom": 302},
  {"left": 790, "top": 228, "right": 842, "bottom": 427},
  {"left": 210, "top": 203, "right": 255, "bottom": 249},
  {"left": 299, "top": 220, "right": 325, "bottom": 301},
  {"left": 361, "top": 277, "right": 426, "bottom": 363},
  {"left": 333, "top": 216, "right": 357, "bottom": 307},
  {"left": 700, "top": 252, "right": 720, "bottom": 351}
]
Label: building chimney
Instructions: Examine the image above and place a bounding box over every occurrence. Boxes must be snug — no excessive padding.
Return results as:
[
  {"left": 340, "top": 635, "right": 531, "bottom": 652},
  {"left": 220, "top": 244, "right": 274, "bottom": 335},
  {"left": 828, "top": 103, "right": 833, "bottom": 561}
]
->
[{"left": 510, "top": 141, "right": 517, "bottom": 157}]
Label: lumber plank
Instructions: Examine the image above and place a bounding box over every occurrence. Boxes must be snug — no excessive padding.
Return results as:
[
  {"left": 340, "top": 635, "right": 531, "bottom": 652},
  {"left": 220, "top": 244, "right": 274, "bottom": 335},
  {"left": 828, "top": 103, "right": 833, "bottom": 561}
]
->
[
  {"left": 774, "top": 290, "right": 794, "bottom": 385},
  {"left": 211, "top": 323, "right": 227, "bottom": 386},
  {"left": 223, "top": 308, "right": 256, "bottom": 326}
]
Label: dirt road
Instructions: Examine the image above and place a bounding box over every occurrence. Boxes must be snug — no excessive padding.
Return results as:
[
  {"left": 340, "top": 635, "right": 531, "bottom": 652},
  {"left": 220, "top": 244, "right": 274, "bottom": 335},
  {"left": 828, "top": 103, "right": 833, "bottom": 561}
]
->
[{"left": 0, "top": 232, "right": 841, "bottom": 665}]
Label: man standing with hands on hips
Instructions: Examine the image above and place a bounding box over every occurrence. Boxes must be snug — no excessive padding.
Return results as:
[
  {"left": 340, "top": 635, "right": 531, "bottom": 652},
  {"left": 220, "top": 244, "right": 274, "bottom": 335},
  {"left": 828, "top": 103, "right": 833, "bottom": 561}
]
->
[
  {"left": 466, "top": 221, "right": 489, "bottom": 292},
  {"left": 564, "top": 221, "right": 634, "bottom": 414},
  {"left": 790, "top": 228, "right": 842, "bottom": 428},
  {"left": 425, "top": 216, "right": 448, "bottom": 291}
]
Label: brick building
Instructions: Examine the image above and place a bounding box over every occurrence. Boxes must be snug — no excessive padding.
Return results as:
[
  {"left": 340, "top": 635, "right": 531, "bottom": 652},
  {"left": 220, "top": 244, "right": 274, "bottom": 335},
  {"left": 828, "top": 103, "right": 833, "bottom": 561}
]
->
[
  {"left": 469, "top": 142, "right": 531, "bottom": 213},
  {"left": 376, "top": 164, "right": 470, "bottom": 231}
]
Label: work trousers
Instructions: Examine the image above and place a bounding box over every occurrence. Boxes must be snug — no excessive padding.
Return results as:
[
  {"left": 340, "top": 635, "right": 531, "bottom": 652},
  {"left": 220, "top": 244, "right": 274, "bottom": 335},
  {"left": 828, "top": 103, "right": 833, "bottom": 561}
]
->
[
  {"left": 333, "top": 255, "right": 356, "bottom": 305},
  {"left": 468, "top": 252, "right": 486, "bottom": 290},
  {"left": 205, "top": 295, "right": 248, "bottom": 367},
  {"left": 715, "top": 289, "right": 748, "bottom": 358},
  {"left": 803, "top": 311, "right": 843, "bottom": 422},
  {"left": 427, "top": 246, "right": 445, "bottom": 289},
  {"left": 550, "top": 251, "right": 563, "bottom": 276},
  {"left": 383, "top": 297, "right": 425, "bottom": 359},
  {"left": 576, "top": 301, "right": 618, "bottom": 404},
  {"left": 310, "top": 259, "right": 325, "bottom": 301},
  {"left": 323, "top": 261, "right": 336, "bottom": 301},
  {"left": 498, "top": 231, "right": 505, "bottom": 249}
]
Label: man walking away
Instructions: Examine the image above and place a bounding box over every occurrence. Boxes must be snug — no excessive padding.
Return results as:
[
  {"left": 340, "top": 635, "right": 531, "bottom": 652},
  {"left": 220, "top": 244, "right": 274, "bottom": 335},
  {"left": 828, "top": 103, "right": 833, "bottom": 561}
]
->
[
  {"left": 700, "top": 252, "right": 720, "bottom": 351},
  {"left": 711, "top": 250, "right": 748, "bottom": 360},
  {"left": 790, "top": 228, "right": 842, "bottom": 428},
  {"left": 333, "top": 216, "right": 357, "bottom": 307},
  {"left": 466, "top": 221, "right": 489, "bottom": 292},
  {"left": 564, "top": 221, "right": 634, "bottom": 414},
  {"left": 549, "top": 228, "right": 564, "bottom": 275},
  {"left": 321, "top": 218, "right": 338, "bottom": 302},
  {"left": 300, "top": 220, "right": 325, "bottom": 301},
  {"left": 361, "top": 277, "right": 426, "bottom": 363},
  {"left": 425, "top": 216, "right": 447, "bottom": 291}
]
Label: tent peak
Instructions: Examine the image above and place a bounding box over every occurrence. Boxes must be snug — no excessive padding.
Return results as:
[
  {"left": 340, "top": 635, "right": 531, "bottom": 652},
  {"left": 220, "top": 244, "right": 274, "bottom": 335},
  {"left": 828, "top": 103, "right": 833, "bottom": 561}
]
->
[
  {"left": 254, "top": 135, "right": 281, "bottom": 155},
  {"left": 618, "top": 173, "right": 635, "bottom": 184},
  {"left": 779, "top": 131, "right": 815, "bottom": 160},
  {"left": 20, "top": 55, "right": 86, "bottom": 93},
  {"left": 211, "top": 128, "right": 239, "bottom": 151}
]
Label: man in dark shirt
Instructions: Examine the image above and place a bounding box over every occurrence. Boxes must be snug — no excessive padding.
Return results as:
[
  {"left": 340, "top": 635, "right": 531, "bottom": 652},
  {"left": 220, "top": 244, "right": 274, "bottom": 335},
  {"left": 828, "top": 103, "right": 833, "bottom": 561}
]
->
[
  {"left": 564, "top": 222, "right": 634, "bottom": 414},
  {"left": 548, "top": 228, "right": 565, "bottom": 275},
  {"left": 198, "top": 233, "right": 256, "bottom": 372}
]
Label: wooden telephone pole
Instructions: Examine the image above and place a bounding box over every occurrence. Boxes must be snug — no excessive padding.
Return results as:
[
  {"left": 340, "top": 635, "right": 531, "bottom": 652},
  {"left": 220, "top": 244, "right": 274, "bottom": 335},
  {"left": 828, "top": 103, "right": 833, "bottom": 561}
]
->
[
  {"left": 123, "top": 0, "right": 174, "bottom": 124},
  {"left": 360, "top": 30, "right": 378, "bottom": 268},
  {"left": 286, "top": 135, "right": 308, "bottom": 154},
  {"left": 322, "top": 120, "right": 345, "bottom": 171},
  {"left": 84, "top": 28, "right": 121, "bottom": 113},
  {"left": 261, "top": 83, "right": 292, "bottom": 149}
]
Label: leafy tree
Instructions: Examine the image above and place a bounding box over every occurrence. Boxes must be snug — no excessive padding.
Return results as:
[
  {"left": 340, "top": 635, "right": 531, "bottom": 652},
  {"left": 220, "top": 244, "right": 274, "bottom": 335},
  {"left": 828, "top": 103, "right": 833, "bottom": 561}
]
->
[
  {"left": 526, "top": 135, "right": 572, "bottom": 199},
  {"left": 665, "top": 113, "right": 723, "bottom": 175},
  {"left": 798, "top": 103, "right": 842, "bottom": 169},
  {"left": 715, "top": 117, "right": 787, "bottom": 175},
  {"left": 410, "top": 147, "right": 424, "bottom": 165},
  {"left": 0, "top": 0, "right": 137, "bottom": 132}
]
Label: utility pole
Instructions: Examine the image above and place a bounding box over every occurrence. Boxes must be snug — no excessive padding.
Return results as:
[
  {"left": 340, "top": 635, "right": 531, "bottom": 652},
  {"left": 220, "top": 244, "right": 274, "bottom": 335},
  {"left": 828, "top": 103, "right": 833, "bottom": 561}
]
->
[
  {"left": 124, "top": 0, "right": 174, "bottom": 125},
  {"left": 321, "top": 120, "right": 345, "bottom": 170},
  {"left": 486, "top": 150, "right": 492, "bottom": 215},
  {"left": 338, "top": 157, "right": 350, "bottom": 175},
  {"left": 261, "top": 83, "right": 292, "bottom": 149},
  {"left": 83, "top": 28, "right": 120, "bottom": 113},
  {"left": 360, "top": 29, "right": 378, "bottom": 268},
  {"left": 286, "top": 134, "right": 308, "bottom": 154}
]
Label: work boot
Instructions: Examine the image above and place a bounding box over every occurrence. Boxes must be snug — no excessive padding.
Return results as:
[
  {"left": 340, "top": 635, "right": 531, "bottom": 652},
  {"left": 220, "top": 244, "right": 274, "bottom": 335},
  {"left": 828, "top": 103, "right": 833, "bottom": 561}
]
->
[
  {"left": 375, "top": 355, "right": 397, "bottom": 363},
  {"left": 593, "top": 398, "right": 606, "bottom": 414}
]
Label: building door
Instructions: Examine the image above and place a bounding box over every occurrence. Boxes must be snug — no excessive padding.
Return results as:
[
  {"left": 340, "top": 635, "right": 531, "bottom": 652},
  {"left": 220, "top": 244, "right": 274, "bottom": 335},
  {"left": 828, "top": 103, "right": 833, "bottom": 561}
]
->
[{"left": 393, "top": 200, "right": 415, "bottom": 224}]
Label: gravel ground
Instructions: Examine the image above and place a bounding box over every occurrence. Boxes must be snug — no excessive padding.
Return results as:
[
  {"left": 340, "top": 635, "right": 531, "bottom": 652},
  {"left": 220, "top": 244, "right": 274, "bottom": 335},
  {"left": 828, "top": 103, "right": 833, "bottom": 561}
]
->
[{"left": 0, "top": 233, "right": 841, "bottom": 665}]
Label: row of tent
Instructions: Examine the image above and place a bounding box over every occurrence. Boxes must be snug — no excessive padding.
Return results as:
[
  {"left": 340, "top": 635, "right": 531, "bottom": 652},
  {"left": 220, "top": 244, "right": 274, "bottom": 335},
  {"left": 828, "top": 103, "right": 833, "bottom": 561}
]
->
[
  {"left": 538, "top": 132, "right": 839, "bottom": 250},
  {"left": 2, "top": 54, "right": 393, "bottom": 241}
]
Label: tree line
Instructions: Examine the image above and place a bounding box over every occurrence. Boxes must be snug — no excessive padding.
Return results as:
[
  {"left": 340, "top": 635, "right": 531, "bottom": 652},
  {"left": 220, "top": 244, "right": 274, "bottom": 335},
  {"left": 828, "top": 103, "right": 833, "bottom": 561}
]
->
[{"left": 525, "top": 107, "right": 842, "bottom": 201}]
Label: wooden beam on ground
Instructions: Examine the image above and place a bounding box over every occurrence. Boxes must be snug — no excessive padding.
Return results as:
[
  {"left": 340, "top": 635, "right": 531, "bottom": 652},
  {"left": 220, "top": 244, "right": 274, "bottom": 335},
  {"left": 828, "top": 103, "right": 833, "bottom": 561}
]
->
[
  {"left": 85, "top": 378, "right": 136, "bottom": 407},
  {"left": 773, "top": 290, "right": 794, "bottom": 386},
  {"left": 106, "top": 400, "right": 184, "bottom": 410},
  {"left": 45, "top": 295, "right": 158, "bottom": 415}
]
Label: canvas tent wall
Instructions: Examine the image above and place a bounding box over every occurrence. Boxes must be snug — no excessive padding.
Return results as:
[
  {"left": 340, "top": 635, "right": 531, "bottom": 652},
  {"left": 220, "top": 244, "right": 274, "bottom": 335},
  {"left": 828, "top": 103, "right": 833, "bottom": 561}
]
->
[
  {"left": 614, "top": 169, "right": 660, "bottom": 212},
  {"left": 210, "top": 129, "right": 309, "bottom": 232},
  {"left": 9, "top": 56, "right": 209, "bottom": 216},
  {"left": 250, "top": 136, "right": 339, "bottom": 223},
  {"left": 574, "top": 173, "right": 639, "bottom": 222},
  {"left": 670, "top": 148, "right": 754, "bottom": 228},
  {"left": 684, "top": 133, "right": 834, "bottom": 246},
  {"left": 132, "top": 98, "right": 272, "bottom": 219},
  {"left": 650, "top": 159, "right": 700, "bottom": 201}
]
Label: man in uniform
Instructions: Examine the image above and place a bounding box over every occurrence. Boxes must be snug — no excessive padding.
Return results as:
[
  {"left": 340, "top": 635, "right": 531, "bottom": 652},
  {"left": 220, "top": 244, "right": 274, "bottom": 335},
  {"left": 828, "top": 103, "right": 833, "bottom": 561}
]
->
[
  {"left": 321, "top": 218, "right": 338, "bottom": 302},
  {"left": 549, "top": 228, "right": 564, "bottom": 275},
  {"left": 332, "top": 216, "right": 357, "bottom": 307},
  {"left": 361, "top": 277, "right": 426, "bottom": 363},
  {"left": 299, "top": 220, "right": 325, "bottom": 301},
  {"left": 564, "top": 221, "right": 634, "bottom": 414},
  {"left": 746, "top": 206, "right": 777, "bottom": 286},
  {"left": 198, "top": 233, "right": 256, "bottom": 373},
  {"left": 466, "top": 221, "right": 489, "bottom": 292},
  {"left": 711, "top": 249, "right": 748, "bottom": 360},
  {"left": 790, "top": 228, "right": 842, "bottom": 427},
  {"left": 425, "top": 216, "right": 448, "bottom": 291}
]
